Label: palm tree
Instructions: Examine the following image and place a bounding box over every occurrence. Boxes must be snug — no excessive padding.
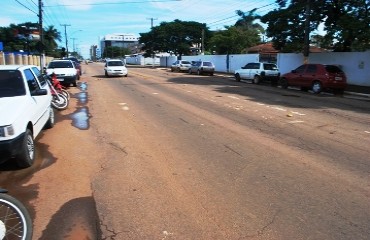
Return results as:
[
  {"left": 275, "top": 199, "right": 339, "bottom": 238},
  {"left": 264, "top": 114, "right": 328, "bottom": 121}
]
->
[
  {"left": 235, "top": 9, "right": 265, "bottom": 34},
  {"left": 43, "top": 25, "right": 62, "bottom": 56}
]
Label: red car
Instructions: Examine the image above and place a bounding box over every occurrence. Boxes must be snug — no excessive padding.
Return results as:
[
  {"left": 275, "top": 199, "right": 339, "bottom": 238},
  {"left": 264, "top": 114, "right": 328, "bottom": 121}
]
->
[{"left": 280, "top": 64, "right": 347, "bottom": 94}]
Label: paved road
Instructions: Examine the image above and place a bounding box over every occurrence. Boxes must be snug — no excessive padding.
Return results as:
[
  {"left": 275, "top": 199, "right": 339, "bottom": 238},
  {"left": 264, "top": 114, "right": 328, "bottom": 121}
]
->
[{"left": 1, "top": 63, "right": 369, "bottom": 239}]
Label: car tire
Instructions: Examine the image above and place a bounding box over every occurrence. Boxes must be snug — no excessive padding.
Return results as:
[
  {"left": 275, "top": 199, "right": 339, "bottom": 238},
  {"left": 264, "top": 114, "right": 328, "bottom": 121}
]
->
[
  {"left": 253, "top": 75, "right": 261, "bottom": 84},
  {"left": 44, "top": 107, "right": 55, "bottom": 129},
  {"left": 197, "top": 70, "right": 201, "bottom": 75},
  {"left": 235, "top": 73, "right": 241, "bottom": 82},
  {"left": 16, "top": 129, "right": 35, "bottom": 168},
  {"left": 105, "top": 71, "right": 109, "bottom": 77},
  {"left": 188, "top": 69, "right": 192, "bottom": 74},
  {"left": 312, "top": 81, "right": 322, "bottom": 94},
  {"left": 73, "top": 80, "right": 77, "bottom": 87},
  {"left": 280, "top": 78, "right": 288, "bottom": 89},
  {"left": 210, "top": 72, "right": 213, "bottom": 76},
  {"left": 171, "top": 68, "right": 174, "bottom": 72}
]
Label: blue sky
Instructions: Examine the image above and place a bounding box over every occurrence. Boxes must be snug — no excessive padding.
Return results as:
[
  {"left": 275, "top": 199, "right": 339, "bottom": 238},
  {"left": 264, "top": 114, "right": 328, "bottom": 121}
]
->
[{"left": 1, "top": 0, "right": 277, "bottom": 58}]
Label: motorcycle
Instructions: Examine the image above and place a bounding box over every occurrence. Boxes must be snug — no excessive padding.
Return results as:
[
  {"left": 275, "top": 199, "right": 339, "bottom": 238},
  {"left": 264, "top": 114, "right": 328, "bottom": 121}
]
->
[
  {"left": 45, "top": 74, "right": 69, "bottom": 110},
  {"left": 0, "top": 189, "right": 33, "bottom": 240}
]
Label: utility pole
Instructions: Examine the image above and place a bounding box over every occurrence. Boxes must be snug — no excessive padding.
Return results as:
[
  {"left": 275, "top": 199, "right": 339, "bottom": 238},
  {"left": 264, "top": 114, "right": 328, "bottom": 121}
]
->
[
  {"left": 201, "top": 29, "right": 205, "bottom": 55},
  {"left": 303, "top": 0, "right": 311, "bottom": 64},
  {"left": 147, "top": 17, "right": 157, "bottom": 28},
  {"left": 61, "top": 24, "right": 71, "bottom": 56},
  {"left": 38, "top": 0, "right": 44, "bottom": 67},
  {"left": 147, "top": 18, "right": 157, "bottom": 67}
]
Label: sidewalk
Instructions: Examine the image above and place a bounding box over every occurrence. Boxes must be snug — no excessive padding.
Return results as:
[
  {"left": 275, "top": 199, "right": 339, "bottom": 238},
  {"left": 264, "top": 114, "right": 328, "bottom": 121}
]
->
[{"left": 345, "top": 85, "right": 370, "bottom": 96}]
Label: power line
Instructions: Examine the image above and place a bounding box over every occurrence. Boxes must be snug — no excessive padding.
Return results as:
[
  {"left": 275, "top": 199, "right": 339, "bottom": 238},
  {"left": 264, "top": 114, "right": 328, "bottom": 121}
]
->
[
  {"left": 43, "top": 0, "right": 182, "bottom": 8},
  {"left": 14, "top": 0, "right": 39, "bottom": 15}
]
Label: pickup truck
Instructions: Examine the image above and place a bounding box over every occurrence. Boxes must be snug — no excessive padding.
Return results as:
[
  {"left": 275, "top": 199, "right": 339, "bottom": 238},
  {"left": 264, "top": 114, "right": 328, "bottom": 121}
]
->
[{"left": 0, "top": 65, "right": 54, "bottom": 168}]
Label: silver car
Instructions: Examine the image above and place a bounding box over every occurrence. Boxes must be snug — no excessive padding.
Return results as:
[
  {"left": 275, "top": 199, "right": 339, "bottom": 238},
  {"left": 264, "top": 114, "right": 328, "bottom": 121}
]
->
[
  {"left": 171, "top": 60, "right": 192, "bottom": 72},
  {"left": 189, "top": 61, "right": 215, "bottom": 76}
]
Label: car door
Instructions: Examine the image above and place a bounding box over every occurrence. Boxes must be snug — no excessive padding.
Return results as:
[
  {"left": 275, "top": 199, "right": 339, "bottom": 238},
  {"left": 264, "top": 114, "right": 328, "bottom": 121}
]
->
[
  {"left": 24, "top": 68, "right": 50, "bottom": 136},
  {"left": 239, "top": 63, "right": 253, "bottom": 79},
  {"left": 301, "top": 64, "right": 317, "bottom": 87},
  {"left": 289, "top": 65, "right": 306, "bottom": 86}
]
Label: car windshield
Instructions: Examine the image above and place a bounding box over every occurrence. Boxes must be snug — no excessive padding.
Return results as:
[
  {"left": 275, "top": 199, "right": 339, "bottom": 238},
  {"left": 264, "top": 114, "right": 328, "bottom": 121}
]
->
[
  {"left": 203, "top": 62, "right": 213, "bottom": 66},
  {"left": 0, "top": 70, "right": 26, "bottom": 97},
  {"left": 48, "top": 61, "right": 74, "bottom": 68},
  {"left": 325, "top": 65, "right": 343, "bottom": 73},
  {"left": 108, "top": 61, "right": 124, "bottom": 66}
]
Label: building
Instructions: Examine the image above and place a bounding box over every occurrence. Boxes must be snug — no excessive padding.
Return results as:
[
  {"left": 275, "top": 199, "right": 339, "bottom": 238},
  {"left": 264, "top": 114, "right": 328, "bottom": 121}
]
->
[{"left": 100, "top": 33, "right": 140, "bottom": 56}]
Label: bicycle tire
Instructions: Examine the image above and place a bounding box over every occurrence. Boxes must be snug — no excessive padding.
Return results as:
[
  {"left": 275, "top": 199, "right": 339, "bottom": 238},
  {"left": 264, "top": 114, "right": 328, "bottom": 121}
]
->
[{"left": 0, "top": 193, "right": 33, "bottom": 240}]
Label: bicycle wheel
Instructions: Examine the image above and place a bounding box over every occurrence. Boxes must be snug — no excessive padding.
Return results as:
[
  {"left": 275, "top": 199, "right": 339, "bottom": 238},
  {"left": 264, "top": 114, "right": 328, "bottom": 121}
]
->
[
  {"left": 61, "top": 89, "right": 70, "bottom": 100},
  {"left": 0, "top": 193, "right": 33, "bottom": 240}
]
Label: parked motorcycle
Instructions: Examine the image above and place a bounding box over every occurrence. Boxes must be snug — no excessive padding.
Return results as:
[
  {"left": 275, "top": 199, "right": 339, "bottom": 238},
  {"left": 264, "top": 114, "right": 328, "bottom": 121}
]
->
[
  {"left": 45, "top": 74, "right": 69, "bottom": 110},
  {"left": 0, "top": 189, "right": 33, "bottom": 240}
]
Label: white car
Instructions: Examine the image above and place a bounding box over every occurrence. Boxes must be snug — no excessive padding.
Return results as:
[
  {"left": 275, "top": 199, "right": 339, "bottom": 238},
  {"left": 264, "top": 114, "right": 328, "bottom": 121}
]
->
[
  {"left": 104, "top": 59, "right": 128, "bottom": 77},
  {"left": 171, "top": 60, "right": 192, "bottom": 72},
  {"left": 45, "top": 59, "right": 78, "bottom": 87},
  {"left": 234, "top": 62, "right": 280, "bottom": 85},
  {"left": 0, "top": 65, "right": 54, "bottom": 168}
]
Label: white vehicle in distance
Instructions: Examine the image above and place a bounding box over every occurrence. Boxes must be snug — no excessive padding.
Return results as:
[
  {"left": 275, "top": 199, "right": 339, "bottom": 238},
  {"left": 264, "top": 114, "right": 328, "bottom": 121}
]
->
[
  {"left": 44, "top": 59, "right": 78, "bottom": 87},
  {"left": 104, "top": 59, "right": 128, "bottom": 77}
]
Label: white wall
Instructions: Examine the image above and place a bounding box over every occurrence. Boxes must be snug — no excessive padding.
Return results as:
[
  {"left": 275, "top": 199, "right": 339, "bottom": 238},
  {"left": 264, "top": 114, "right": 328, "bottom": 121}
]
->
[
  {"left": 309, "top": 52, "right": 370, "bottom": 87},
  {"left": 159, "top": 51, "right": 370, "bottom": 87}
]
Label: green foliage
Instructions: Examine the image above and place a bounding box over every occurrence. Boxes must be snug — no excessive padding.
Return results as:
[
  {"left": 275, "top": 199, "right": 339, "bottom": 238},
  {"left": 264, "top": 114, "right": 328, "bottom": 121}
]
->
[
  {"left": 261, "top": 0, "right": 370, "bottom": 52},
  {"left": 0, "top": 22, "right": 62, "bottom": 56},
  {"left": 209, "top": 26, "right": 260, "bottom": 54},
  {"left": 139, "top": 19, "right": 211, "bottom": 56},
  {"left": 102, "top": 46, "right": 131, "bottom": 58}
]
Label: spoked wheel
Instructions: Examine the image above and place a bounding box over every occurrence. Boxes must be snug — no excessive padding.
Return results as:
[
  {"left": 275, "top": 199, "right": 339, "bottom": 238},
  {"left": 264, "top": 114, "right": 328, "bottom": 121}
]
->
[
  {"left": 61, "top": 89, "right": 70, "bottom": 100},
  {"left": 0, "top": 193, "right": 33, "bottom": 240},
  {"left": 51, "top": 94, "right": 69, "bottom": 110}
]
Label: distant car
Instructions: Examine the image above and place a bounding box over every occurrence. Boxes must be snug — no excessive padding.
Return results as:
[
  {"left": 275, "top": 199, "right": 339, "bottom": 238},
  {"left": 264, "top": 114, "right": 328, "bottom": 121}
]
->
[
  {"left": 280, "top": 64, "right": 347, "bottom": 94},
  {"left": 188, "top": 61, "right": 215, "bottom": 76},
  {"left": 234, "top": 62, "right": 280, "bottom": 85},
  {"left": 171, "top": 60, "right": 192, "bottom": 72},
  {"left": 104, "top": 59, "right": 128, "bottom": 77},
  {"left": 65, "top": 57, "right": 82, "bottom": 79},
  {"left": 45, "top": 59, "right": 78, "bottom": 87},
  {"left": 0, "top": 65, "right": 54, "bottom": 168}
]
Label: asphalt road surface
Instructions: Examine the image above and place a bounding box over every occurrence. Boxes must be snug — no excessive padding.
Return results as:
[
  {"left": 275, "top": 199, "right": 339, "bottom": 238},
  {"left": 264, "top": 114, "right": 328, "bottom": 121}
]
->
[{"left": 0, "top": 62, "right": 369, "bottom": 240}]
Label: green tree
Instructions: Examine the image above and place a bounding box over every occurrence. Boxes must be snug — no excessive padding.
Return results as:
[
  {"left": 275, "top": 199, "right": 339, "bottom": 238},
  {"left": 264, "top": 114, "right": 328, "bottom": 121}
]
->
[
  {"left": 43, "top": 25, "right": 62, "bottom": 57},
  {"left": 0, "top": 22, "right": 63, "bottom": 55},
  {"left": 209, "top": 26, "right": 260, "bottom": 54},
  {"left": 261, "top": 0, "right": 370, "bottom": 52},
  {"left": 139, "top": 19, "right": 211, "bottom": 57}
]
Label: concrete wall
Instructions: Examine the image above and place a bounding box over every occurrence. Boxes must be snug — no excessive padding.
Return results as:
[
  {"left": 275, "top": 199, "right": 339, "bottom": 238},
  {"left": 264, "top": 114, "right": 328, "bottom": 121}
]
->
[
  {"left": 157, "top": 51, "right": 370, "bottom": 87},
  {"left": 0, "top": 52, "right": 53, "bottom": 68}
]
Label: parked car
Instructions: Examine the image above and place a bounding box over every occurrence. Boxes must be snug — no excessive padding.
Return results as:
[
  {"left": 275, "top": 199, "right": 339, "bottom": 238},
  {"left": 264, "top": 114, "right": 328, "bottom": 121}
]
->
[
  {"left": 234, "top": 62, "right": 280, "bottom": 85},
  {"left": 0, "top": 65, "right": 54, "bottom": 168},
  {"left": 104, "top": 59, "right": 128, "bottom": 77},
  {"left": 45, "top": 59, "right": 78, "bottom": 87},
  {"left": 65, "top": 57, "right": 82, "bottom": 79},
  {"left": 171, "top": 60, "right": 192, "bottom": 72},
  {"left": 280, "top": 64, "right": 347, "bottom": 94},
  {"left": 188, "top": 61, "right": 215, "bottom": 76}
]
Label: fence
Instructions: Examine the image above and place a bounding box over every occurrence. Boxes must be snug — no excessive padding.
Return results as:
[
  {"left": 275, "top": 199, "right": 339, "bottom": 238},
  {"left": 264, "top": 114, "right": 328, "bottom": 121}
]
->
[
  {"left": 126, "top": 51, "right": 370, "bottom": 87},
  {"left": 0, "top": 52, "right": 53, "bottom": 68}
]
